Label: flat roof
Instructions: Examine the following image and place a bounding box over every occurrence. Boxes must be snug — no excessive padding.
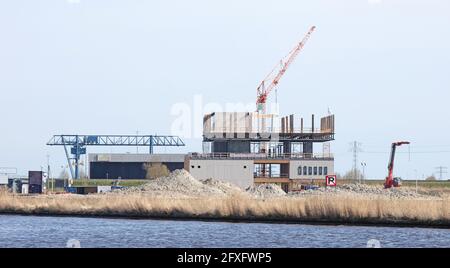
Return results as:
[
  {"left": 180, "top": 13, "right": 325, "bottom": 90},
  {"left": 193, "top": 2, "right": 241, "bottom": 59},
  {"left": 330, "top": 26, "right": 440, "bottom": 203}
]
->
[{"left": 89, "top": 153, "right": 186, "bottom": 163}]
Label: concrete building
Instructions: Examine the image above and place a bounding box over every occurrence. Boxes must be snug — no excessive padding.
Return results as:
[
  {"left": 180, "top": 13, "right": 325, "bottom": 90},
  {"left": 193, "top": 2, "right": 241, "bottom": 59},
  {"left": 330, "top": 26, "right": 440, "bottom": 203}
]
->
[
  {"left": 89, "top": 153, "right": 185, "bottom": 179},
  {"left": 185, "top": 112, "right": 335, "bottom": 192},
  {"left": 187, "top": 159, "right": 254, "bottom": 189}
]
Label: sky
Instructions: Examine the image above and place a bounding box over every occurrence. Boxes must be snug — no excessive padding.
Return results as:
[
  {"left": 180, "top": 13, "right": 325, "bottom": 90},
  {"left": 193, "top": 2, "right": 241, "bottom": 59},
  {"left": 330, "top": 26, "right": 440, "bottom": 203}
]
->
[{"left": 0, "top": 0, "right": 449, "bottom": 179}]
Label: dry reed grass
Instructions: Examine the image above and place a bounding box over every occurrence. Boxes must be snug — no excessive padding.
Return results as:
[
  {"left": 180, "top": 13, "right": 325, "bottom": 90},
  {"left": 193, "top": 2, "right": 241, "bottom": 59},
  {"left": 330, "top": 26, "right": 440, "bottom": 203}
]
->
[{"left": 0, "top": 189, "right": 448, "bottom": 226}]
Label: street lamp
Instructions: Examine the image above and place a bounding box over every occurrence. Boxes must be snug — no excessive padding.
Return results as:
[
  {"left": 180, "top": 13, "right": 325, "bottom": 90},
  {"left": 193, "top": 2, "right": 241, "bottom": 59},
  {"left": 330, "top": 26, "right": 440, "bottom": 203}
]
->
[
  {"left": 360, "top": 162, "right": 367, "bottom": 183},
  {"left": 414, "top": 169, "right": 418, "bottom": 194}
]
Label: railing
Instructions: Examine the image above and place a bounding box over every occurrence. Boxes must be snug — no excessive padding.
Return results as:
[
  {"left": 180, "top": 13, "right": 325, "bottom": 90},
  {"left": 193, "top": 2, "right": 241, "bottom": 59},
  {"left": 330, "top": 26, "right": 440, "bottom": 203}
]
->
[
  {"left": 189, "top": 152, "right": 334, "bottom": 160},
  {"left": 204, "top": 127, "right": 330, "bottom": 134},
  {"left": 253, "top": 173, "right": 289, "bottom": 179}
]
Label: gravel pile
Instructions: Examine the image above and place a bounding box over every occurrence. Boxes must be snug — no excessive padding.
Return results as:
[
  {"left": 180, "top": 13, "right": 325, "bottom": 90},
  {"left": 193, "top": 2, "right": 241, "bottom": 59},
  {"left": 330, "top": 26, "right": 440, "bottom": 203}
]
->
[
  {"left": 246, "top": 184, "right": 286, "bottom": 198},
  {"left": 201, "top": 178, "right": 246, "bottom": 196},
  {"left": 114, "top": 170, "right": 285, "bottom": 199},
  {"left": 290, "top": 183, "right": 437, "bottom": 199},
  {"left": 117, "top": 170, "right": 225, "bottom": 198},
  {"left": 111, "top": 170, "right": 440, "bottom": 200}
]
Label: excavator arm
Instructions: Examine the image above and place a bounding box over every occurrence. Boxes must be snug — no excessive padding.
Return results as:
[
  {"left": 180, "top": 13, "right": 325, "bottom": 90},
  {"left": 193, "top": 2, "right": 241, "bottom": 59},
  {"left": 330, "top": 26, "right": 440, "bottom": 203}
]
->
[{"left": 385, "top": 141, "right": 410, "bottom": 188}]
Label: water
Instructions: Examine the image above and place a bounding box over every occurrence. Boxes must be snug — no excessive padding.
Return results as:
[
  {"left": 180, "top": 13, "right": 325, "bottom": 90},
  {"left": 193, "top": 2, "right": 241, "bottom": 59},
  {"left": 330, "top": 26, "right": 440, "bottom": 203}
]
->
[{"left": 0, "top": 215, "right": 448, "bottom": 248}]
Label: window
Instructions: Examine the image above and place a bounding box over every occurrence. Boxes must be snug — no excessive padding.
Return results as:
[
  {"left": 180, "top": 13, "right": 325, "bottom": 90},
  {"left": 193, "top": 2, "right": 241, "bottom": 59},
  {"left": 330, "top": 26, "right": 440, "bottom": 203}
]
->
[
  {"left": 314, "top": 167, "right": 318, "bottom": 175},
  {"left": 291, "top": 143, "right": 303, "bottom": 153},
  {"left": 191, "top": 165, "right": 195, "bottom": 169},
  {"left": 244, "top": 166, "right": 247, "bottom": 169},
  {"left": 324, "top": 166, "right": 328, "bottom": 175},
  {"left": 303, "top": 166, "right": 307, "bottom": 176},
  {"left": 251, "top": 142, "right": 260, "bottom": 153},
  {"left": 319, "top": 167, "right": 323, "bottom": 175},
  {"left": 198, "top": 166, "right": 201, "bottom": 169},
  {"left": 308, "top": 167, "right": 312, "bottom": 175},
  {"left": 298, "top": 166, "right": 302, "bottom": 175}
]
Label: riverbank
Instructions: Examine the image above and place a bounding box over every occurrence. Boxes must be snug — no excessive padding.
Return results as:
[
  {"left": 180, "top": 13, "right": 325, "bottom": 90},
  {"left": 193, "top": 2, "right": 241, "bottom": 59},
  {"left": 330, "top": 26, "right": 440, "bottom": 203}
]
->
[
  {"left": 1, "top": 192, "right": 448, "bottom": 228},
  {"left": 1, "top": 170, "right": 448, "bottom": 228}
]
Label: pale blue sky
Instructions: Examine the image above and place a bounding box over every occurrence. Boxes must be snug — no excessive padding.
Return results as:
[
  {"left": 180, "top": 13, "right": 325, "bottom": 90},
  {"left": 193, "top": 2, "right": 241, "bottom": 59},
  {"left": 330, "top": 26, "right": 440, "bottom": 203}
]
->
[{"left": 0, "top": 0, "right": 449, "bottom": 179}]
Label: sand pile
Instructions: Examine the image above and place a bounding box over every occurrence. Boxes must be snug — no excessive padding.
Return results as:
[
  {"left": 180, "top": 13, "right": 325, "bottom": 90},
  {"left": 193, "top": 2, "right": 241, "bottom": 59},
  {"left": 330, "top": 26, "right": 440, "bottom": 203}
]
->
[
  {"left": 246, "top": 184, "right": 286, "bottom": 198},
  {"left": 201, "top": 178, "right": 247, "bottom": 196},
  {"left": 112, "top": 170, "right": 438, "bottom": 200},
  {"left": 118, "top": 170, "right": 225, "bottom": 198},
  {"left": 290, "top": 183, "right": 438, "bottom": 199},
  {"left": 114, "top": 170, "right": 285, "bottom": 198}
]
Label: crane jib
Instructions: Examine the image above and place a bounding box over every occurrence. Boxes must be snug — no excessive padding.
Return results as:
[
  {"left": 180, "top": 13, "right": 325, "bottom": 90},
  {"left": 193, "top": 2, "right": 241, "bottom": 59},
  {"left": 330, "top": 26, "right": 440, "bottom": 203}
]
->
[{"left": 256, "top": 26, "right": 316, "bottom": 107}]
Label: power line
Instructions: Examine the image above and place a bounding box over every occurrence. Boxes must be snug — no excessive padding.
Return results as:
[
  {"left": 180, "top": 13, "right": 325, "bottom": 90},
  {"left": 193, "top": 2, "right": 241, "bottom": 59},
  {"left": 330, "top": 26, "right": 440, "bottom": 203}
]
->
[
  {"left": 361, "top": 150, "right": 450, "bottom": 154},
  {"left": 331, "top": 151, "right": 450, "bottom": 156},
  {"left": 364, "top": 143, "right": 450, "bottom": 148}
]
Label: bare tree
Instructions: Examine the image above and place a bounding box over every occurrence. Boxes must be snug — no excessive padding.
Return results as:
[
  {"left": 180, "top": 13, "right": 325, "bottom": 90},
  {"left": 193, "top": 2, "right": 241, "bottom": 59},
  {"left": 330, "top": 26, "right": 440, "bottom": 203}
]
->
[
  {"left": 342, "top": 169, "right": 363, "bottom": 181},
  {"left": 143, "top": 163, "right": 170, "bottom": 179}
]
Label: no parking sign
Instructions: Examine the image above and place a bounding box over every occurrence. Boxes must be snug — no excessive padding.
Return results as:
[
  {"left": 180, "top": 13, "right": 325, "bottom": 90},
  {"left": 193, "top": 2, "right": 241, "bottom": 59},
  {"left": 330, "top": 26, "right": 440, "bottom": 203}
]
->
[{"left": 326, "top": 175, "right": 337, "bottom": 187}]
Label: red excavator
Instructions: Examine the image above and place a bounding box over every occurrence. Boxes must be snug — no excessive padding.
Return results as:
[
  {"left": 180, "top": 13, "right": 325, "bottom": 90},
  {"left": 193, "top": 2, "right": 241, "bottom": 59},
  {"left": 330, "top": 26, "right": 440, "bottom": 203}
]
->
[{"left": 384, "top": 141, "right": 410, "bottom": 189}]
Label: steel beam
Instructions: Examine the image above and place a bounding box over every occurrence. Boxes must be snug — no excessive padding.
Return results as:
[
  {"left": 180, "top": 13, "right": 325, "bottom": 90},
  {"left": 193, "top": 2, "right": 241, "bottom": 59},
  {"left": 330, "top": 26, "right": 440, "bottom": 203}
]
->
[{"left": 47, "top": 135, "right": 185, "bottom": 147}]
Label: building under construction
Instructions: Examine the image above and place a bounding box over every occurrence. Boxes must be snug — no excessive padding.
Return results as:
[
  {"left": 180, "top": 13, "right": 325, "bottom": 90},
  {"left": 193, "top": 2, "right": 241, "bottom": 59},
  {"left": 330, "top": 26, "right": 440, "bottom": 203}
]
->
[
  {"left": 185, "top": 112, "right": 335, "bottom": 192},
  {"left": 185, "top": 25, "right": 335, "bottom": 192}
]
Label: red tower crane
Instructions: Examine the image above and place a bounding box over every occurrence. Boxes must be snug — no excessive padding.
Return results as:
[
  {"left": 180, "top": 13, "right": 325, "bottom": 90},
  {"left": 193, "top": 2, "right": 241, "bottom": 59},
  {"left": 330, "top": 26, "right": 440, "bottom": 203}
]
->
[{"left": 256, "top": 26, "right": 316, "bottom": 113}]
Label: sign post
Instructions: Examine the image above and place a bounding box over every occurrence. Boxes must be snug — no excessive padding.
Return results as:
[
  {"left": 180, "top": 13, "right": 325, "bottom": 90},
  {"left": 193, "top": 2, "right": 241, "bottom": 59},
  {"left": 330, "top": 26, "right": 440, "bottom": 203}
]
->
[{"left": 326, "top": 175, "right": 337, "bottom": 187}]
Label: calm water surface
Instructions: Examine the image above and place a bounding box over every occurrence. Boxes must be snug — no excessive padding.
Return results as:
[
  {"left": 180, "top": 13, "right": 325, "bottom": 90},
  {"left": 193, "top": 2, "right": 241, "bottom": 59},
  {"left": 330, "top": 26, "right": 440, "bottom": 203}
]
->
[{"left": 0, "top": 215, "right": 448, "bottom": 248}]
